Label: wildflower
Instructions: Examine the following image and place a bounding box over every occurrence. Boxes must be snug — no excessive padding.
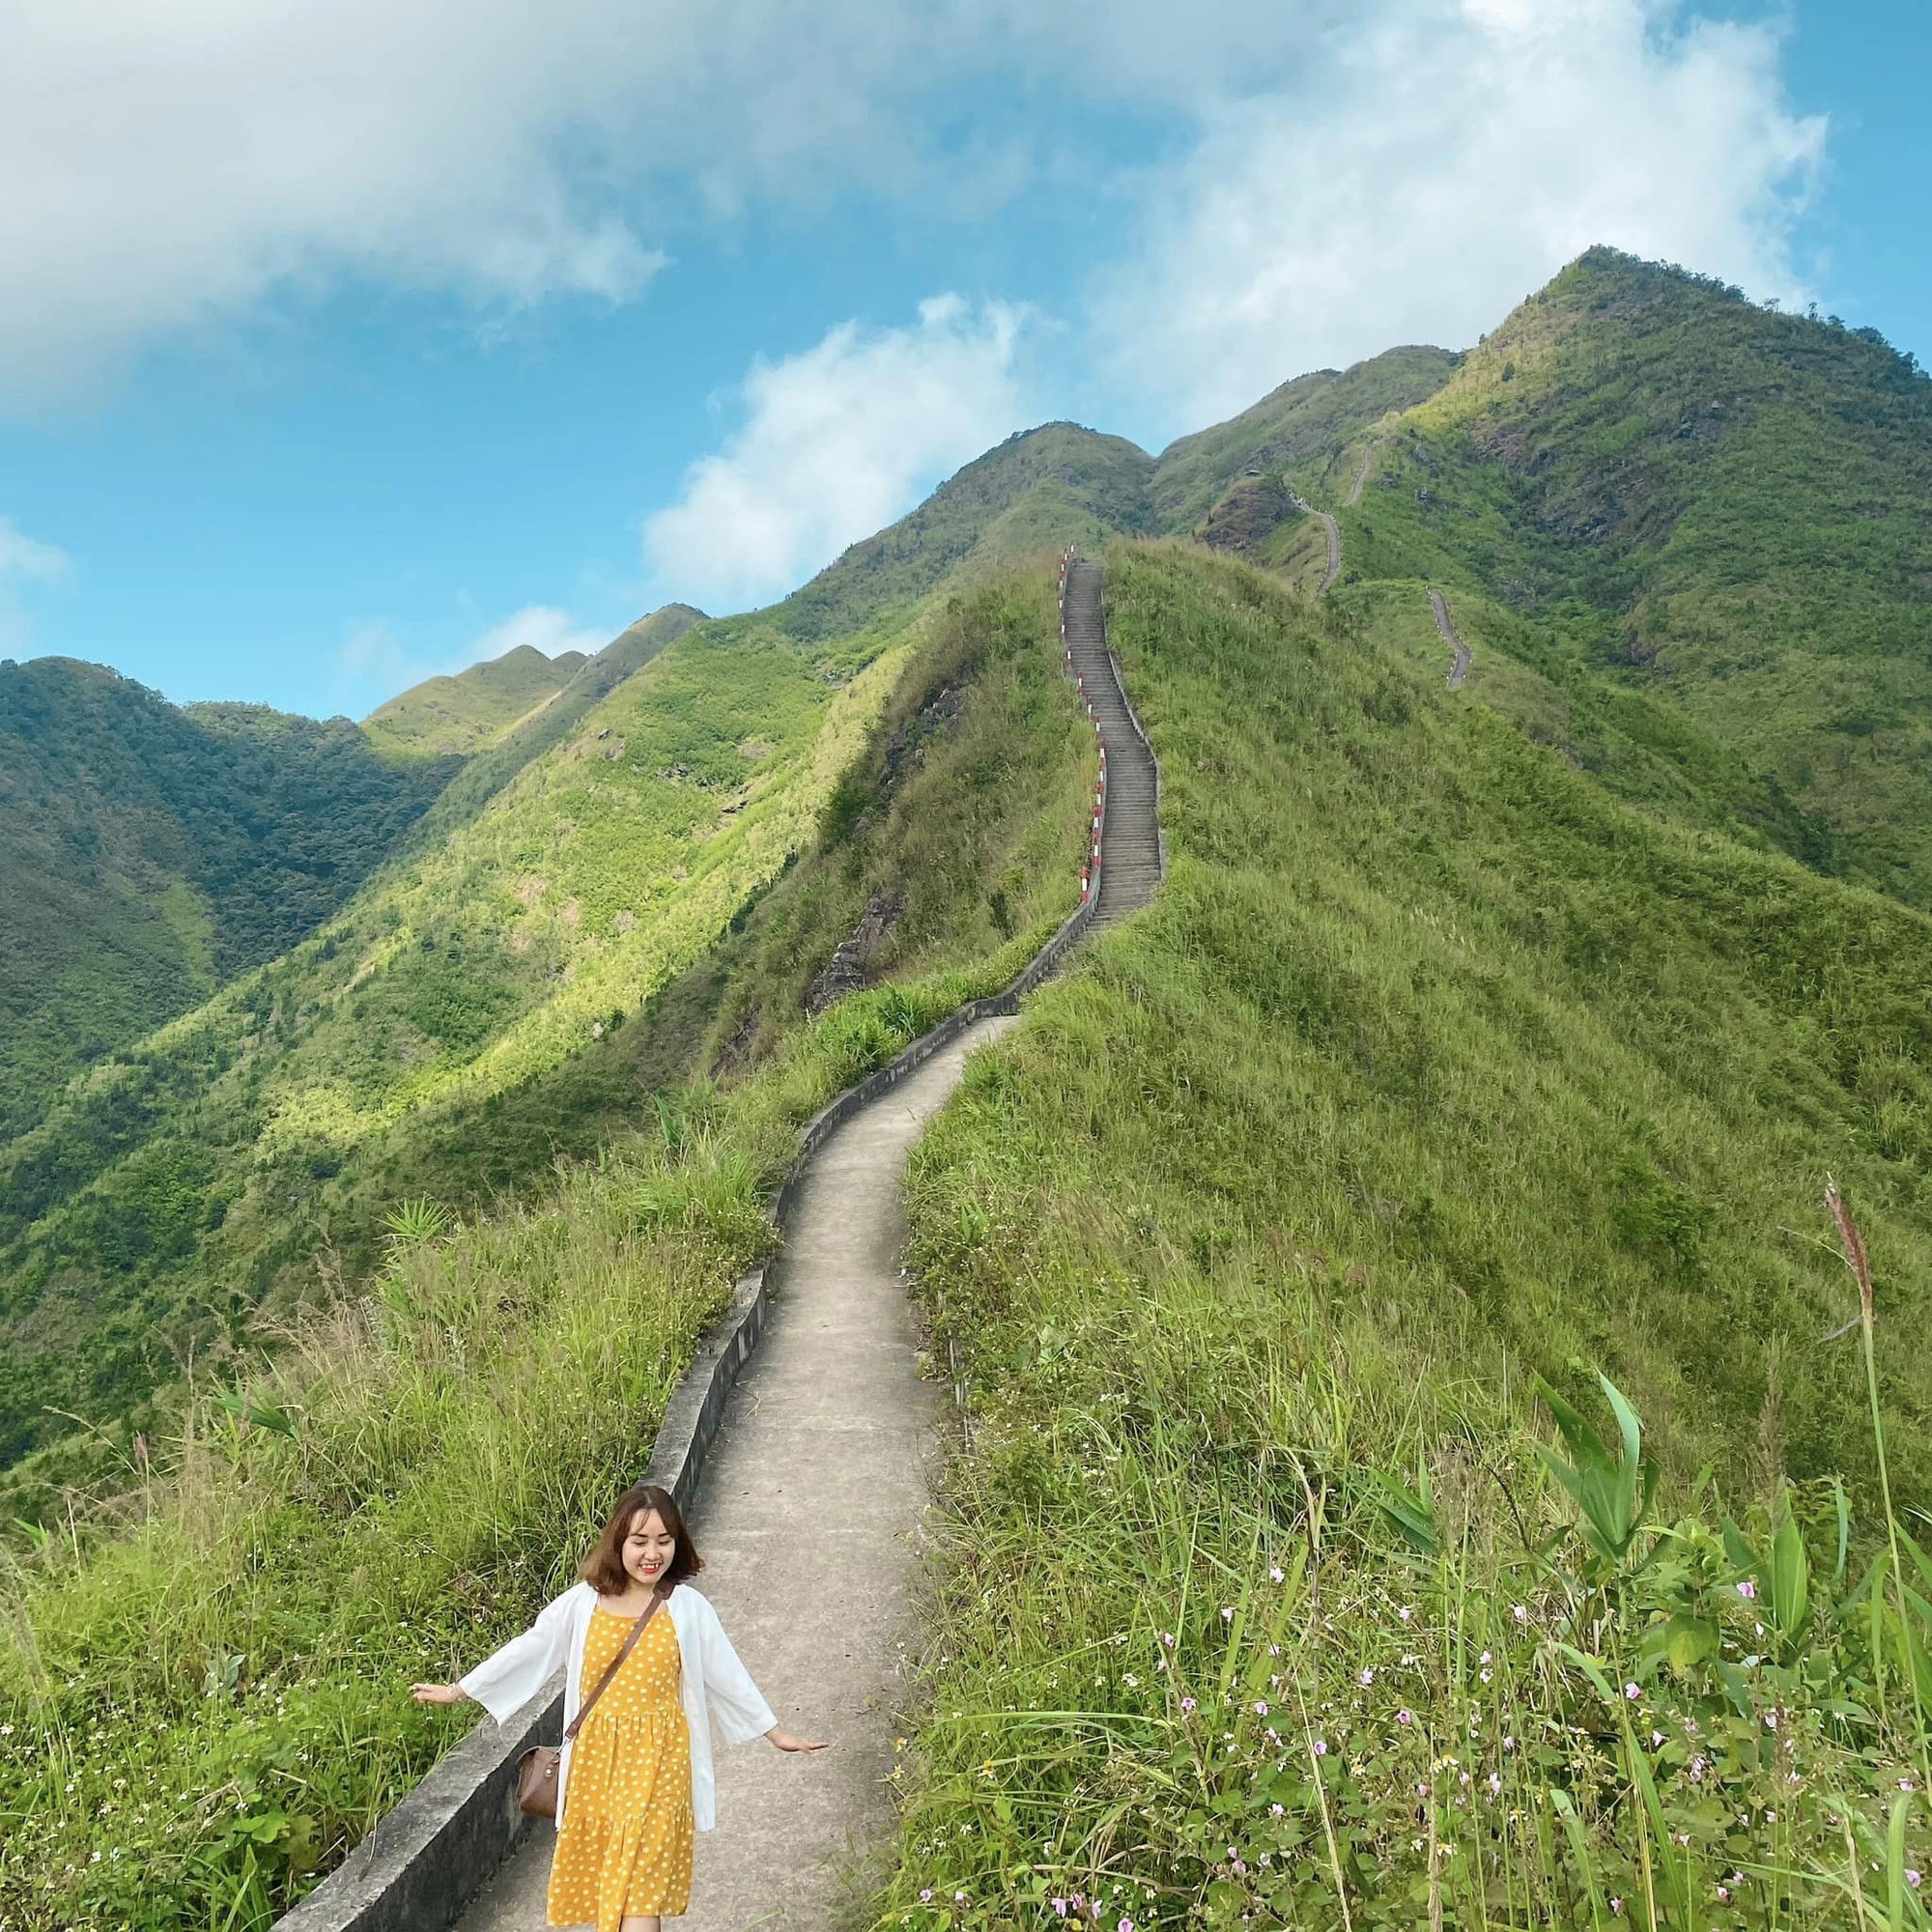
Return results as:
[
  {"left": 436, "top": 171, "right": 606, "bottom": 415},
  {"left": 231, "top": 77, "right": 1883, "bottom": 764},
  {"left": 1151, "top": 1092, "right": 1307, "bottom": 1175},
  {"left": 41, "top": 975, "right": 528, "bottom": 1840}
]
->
[
  {"left": 1161, "top": 1632, "right": 1176, "bottom": 1648},
  {"left": 1718, "top": 1889, "right": 1731, "bottom": 1906},
  {"left": 1124, "top": 1674, "right": 1139, "bottom": 1689},
  {"left": 1399, "top": 1606, "right": 1414, "bottom": 1622},
  {"left": 1270, "top": 1566, "right": 1285, "bottom": 1583},
  {"left": 1652, "top": 1731, "right": 1665, "bottom": 1747},
  {"left": 1690, "top": 1757, "right": 1708, "bottom": 1782},
  {"left": 1270, "top": 1804, "right": 1286, "bottom": 1818},
  {"left": 955, "top": 1892, "right": 967, "bottom": 1905},
  {"left": 1763, "top": 1712, "right": 1777, "bottom": 1730},
  {"left": 1609, "top": 1900, "right": 1624, "bottom": 1917},
  {"left": 1052, "top": 1902, "right": 1067, "bottom": 1918},
  {"left": 1488, "top": 1773, "right": 1502, "bottom": 1796},
  {"left": 920, "top": 1891, "right": 933, "bottom": 1904},
  {"left": 1907, "top": 1870, "right": 1922, "bottom": 1890},
  {"left": 1397, "top": 1709, "right": 1414, "bottom": 1725},
  {"left": 1904, "top": 1779, "right": 1918, "bottom": 1794},
  {"left": 1222, "top": 1606, "right": 1236, "bottom": 1622},
  {"left": 1625, "top": 1683, "right": 1641, "bottom": 1701},
  {"left": 1313, "top": 1738, "right": 1328, "bottom": 1756},
  {"left": 1181, "top": 1697, "right": 1197, "bottom": 1713},
  {"left": 1513, "top": 1605, "right": 1529, "bottom": 1625},
  {"left": 1358, "top": 1668, "right": 1375, "bottom": 1687},
  {"left": 1255, "top": 1700, "right": 1269, "bottom": 1717},
  {"left": 1479, "top": 1651, "right": 1492, "bottom": 1665},
  {"left": 1121, "top": 1919, "right": 1135, "bottom": 1932},
  {"left": 1479, "top": 1669, "right": 1492, "bottom": 1684},
  {"left": 1737, "top": 1580, "right": 1757, "bottom": 1601}
]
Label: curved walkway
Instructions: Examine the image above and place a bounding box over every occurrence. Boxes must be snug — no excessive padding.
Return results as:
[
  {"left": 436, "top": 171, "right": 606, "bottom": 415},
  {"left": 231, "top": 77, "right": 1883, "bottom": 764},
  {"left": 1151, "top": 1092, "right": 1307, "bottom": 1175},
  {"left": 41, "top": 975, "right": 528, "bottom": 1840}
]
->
[
  {"left": 450, "top": 564, "right": 1160, "bottom": 1932},
  {"left": 1429, "top": 586, "right": 1472, "bottom": 689},
  {"left": 1064, "top": 560, "right": 1162, "bottom": 924},
  {"left": 454, "top": 1020, "right": 1012, "bottom": 1932},
  {"left": 1286, "top": 491, "right": 1341, "bottom": 595}
]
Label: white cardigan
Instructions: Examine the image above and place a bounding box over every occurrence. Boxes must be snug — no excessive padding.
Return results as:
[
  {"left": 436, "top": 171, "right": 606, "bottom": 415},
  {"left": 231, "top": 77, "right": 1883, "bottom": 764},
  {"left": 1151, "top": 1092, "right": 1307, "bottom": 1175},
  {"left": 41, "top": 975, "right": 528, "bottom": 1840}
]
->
[{"left": 460, "top": 1582, "right": 777, "bottom": 1832}]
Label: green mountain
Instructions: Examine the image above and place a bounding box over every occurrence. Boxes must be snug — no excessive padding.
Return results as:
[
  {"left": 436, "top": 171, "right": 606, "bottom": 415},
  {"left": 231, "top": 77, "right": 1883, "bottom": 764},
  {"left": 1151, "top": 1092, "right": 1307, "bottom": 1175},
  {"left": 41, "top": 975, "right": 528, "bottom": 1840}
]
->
[
  {"left": 1291, "top": 248, "right": 1932, "bottom": 904},
  {"left": 360, "top": 642, "right": 588, "bottom": 756},
  {"left": 10, "top": 251, "right": 1932, "bottom": 1931},
  {"left": 0, "top": 462, "right": 1126, "bottom": 1482},
  {"left": 0, "top": 661, "right": 459, "bottom": 1139}
]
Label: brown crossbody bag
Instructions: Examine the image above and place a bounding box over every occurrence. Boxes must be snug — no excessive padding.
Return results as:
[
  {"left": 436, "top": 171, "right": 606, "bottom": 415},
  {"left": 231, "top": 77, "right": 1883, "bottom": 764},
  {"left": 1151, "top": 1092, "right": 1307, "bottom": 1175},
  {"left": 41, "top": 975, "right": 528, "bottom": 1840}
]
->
[{"left": 514, "top": 1582, "right": 668, "bottom": 1820}]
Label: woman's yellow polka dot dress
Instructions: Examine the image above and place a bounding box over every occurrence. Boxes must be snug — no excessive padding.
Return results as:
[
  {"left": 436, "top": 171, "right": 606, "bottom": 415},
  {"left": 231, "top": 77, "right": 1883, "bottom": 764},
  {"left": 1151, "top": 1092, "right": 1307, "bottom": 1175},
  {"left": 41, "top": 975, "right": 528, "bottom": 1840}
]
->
[{"left": 547, "top": 1605, "right": 694, "bottom": 1929}]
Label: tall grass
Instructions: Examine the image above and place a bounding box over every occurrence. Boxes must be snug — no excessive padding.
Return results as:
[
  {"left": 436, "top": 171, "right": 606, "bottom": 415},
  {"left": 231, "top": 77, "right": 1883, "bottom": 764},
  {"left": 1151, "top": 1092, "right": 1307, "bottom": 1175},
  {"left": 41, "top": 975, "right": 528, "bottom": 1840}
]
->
[
  {"left": 0, "top": 567, "right": 1090, "bottom": 1932},
  {"left": 869, "top": 543, "right": 1932, "bottom": 1928}
]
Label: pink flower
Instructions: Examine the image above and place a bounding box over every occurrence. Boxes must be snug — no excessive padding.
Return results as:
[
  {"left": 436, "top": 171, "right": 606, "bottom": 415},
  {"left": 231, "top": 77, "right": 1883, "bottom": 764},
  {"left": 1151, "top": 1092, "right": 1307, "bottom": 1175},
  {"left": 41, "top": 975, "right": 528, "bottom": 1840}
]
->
[
  {"left": 1222, "top": 1606, "right": 1236, "bottom": 1622},
  {"left": 1181, "top": 1696, "right": 1197, "bottom": 1713},
  {"left": 920, "top": 1890, "right": 933, "bottom": 1903},
  {"left": 1255, "top": 1700, "right": 1269, "bottom": 1716},
  {"left": 1624, "top": 1683, "right": 1641, "bottom": 1701},
  {"left": 1314, "top": 1737, "right": 1329, "bottom": 1755},
  {"left": 1161, "top": 1632, "right": 1176, "bottom": 1648},
  {"left": 1052, "top": 1902, "right": 1068, "bottom": 1918},
  {"left": 1513, "top": 1604, "right": 1529, "bottom": 1625},
  {"left": 1907, "top": 1869, "right": 1922, "bottom": 1889},
  {"left": 1737, "top": 1579, "right": 1757, "bottom": 1601},
  {"left": 1357, "top": 1668, "right": 1375, "bottom": 1687},
  {"left": 1397, "top": 1709, "right": 1414, "bottom": 1725},
  {"left": 1270, "top": 1566, "right": 1285, "bottom": 1583}
]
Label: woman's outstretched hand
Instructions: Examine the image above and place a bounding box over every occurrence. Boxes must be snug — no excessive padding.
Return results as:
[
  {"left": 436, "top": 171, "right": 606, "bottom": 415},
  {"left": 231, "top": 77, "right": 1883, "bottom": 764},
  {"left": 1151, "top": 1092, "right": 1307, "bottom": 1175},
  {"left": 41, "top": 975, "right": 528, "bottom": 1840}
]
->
[
  {"left": 411, "top": 1683, "right": 468, "bottom": 1706},
  {"left": 765, "top": 1725, "right": 829, "bottom": 1752}
]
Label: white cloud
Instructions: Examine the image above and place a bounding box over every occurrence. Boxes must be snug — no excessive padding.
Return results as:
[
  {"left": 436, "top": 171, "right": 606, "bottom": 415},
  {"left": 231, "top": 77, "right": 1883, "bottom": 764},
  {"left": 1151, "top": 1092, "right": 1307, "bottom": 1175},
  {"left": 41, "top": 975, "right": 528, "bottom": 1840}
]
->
[
  {"left": 643, "top": 296, "right": 1027, "bottom": 612},
  {"left": 1, "top": 0, "right": 1831, "bottom": 436},
  {"left": 0, "top": 517, "right": 71, "bottom": 582},
  {"left": 0, "top": 0, "right": 989, "bottom": 407},
  {"left": 0, "top": 516, "right": 72, "bottom": 656},
  {"left": 1100, "top": 0, "right": 1828, "bottom": 429}
]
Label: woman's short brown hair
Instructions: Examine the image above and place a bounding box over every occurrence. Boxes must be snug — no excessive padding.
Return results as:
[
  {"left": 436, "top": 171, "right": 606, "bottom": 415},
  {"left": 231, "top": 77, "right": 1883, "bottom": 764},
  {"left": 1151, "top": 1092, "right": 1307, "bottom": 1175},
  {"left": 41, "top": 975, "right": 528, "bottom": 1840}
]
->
[{"left": 579, "top": 1483, "right": 703, "bottom": 1595}]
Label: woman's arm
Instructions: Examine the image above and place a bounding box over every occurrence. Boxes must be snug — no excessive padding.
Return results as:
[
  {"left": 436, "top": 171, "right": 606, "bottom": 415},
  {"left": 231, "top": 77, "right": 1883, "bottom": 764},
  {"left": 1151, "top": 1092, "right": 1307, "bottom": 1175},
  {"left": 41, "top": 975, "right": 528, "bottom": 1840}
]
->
[
  {"left": 696, "top": 1598, "right": 827, "bottom": 1751},
  {"left": 412, "top": 1587, "right": 578, "bottom": 1720}
]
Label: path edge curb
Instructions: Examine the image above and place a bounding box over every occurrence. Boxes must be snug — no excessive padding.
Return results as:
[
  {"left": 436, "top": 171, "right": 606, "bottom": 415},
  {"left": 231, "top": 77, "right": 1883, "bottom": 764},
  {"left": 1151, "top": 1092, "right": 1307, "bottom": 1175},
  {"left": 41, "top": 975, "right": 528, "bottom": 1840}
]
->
[{"left": 271, "top": 551, "right": 1129, "bottom": 1932}]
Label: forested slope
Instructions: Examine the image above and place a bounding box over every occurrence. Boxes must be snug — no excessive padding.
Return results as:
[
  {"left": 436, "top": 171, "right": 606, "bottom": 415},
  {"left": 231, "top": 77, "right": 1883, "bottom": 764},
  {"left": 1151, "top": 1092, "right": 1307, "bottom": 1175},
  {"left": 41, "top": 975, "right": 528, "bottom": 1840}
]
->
[{"left": 0, "top": 662, "right": 459, "bottom": 1137}]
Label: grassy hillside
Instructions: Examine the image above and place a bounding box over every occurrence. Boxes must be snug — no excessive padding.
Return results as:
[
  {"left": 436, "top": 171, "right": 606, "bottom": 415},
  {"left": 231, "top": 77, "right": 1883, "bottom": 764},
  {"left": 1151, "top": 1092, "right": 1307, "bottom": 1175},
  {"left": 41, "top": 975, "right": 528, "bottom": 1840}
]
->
[
  {"left": 360, "top": 643, "right": 587, "bottom": 756},
  {"left": 875, "top": 543, "right": 1932, "bottom": 1929},
  {"left": 1303, "top": 249, "right": 1932, "bottom": 906},
  {"left": 0, "top": 564, "right": 1093, "bottom": 1932},
  {"left": 1151, "top": 344, "right": 1462, "bottom": 535},
  {"left": 777, "top": 423, "right": 1157, "bottom": 642},
  {"left": 0, "top": 661, "right": 458, "bottom": 1139},
  {"left": 0, "top": 614, "right": 904, "bottom": 1481}
]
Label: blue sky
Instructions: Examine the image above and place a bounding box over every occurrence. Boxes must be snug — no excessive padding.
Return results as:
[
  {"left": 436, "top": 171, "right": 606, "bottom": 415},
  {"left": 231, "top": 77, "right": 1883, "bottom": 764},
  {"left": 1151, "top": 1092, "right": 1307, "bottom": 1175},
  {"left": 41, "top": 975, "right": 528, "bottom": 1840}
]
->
[{"left": 0, "top": 0, "right": 1925, "bottom": 721}]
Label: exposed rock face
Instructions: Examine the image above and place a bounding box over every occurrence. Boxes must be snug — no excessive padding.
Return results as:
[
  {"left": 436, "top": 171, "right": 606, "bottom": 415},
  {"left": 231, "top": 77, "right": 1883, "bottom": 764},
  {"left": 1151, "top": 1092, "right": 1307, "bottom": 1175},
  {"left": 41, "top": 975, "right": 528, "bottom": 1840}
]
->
[
  {"left": 1201, "top": 473, "right": 1294, "bottom": 553},
  {"left": 805, "top": 889, "right": 906, "bottom": 1014}
]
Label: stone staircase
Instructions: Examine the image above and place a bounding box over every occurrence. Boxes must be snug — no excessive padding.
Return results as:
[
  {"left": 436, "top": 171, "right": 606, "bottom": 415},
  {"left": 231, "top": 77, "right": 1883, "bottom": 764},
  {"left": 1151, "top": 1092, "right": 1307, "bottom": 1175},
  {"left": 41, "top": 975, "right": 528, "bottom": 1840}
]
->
[{"left": 1063, "top": 558, "right": 1161, "bottom": 928}]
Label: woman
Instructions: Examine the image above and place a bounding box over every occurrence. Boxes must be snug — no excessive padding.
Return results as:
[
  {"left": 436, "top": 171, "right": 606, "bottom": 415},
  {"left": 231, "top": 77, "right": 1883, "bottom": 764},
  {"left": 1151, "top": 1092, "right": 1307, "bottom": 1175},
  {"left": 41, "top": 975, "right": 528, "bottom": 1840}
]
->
[{"left": 412, "top": 1483, "right": 826, "bottom": 1932}]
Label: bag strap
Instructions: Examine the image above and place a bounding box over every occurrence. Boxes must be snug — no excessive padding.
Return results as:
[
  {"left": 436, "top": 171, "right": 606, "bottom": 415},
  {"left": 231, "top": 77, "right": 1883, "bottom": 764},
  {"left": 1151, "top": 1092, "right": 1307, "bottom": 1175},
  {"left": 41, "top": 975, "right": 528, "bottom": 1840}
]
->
[{"left": 563, "top": 1583, "right": 668, "bottom": 1743}]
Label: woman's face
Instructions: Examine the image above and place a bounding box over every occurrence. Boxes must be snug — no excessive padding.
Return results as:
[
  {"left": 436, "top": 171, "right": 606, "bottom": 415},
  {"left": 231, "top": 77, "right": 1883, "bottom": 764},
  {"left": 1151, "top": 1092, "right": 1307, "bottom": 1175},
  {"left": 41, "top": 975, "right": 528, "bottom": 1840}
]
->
[{"left": 622, "top": 1509, "right": 676, "bottom": 1589}]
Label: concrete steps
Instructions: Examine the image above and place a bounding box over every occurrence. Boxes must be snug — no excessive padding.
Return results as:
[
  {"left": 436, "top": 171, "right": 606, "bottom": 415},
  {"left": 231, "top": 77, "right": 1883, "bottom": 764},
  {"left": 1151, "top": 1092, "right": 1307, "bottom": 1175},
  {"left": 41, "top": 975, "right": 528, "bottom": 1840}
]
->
[{"left": 1062, "top": 559, "right": 1161, "bottom": 931}]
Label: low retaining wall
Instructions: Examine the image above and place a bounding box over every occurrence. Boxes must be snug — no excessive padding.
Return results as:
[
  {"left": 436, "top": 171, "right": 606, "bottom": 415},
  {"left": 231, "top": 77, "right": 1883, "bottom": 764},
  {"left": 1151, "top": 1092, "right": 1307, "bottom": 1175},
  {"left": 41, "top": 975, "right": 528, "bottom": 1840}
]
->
[{"left": 273, "top": 553, "right": 1122, "bottom": 1932}]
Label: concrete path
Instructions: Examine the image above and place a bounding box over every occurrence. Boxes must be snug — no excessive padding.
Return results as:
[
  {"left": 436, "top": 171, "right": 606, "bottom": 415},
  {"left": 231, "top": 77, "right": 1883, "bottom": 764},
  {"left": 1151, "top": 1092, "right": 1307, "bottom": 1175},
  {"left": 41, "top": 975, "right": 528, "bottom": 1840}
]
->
[
  {"left": 454, "top": 1017, "right": 1014, "bottom": 1932},
  {"left": 1286, "top": 491, "right": 1342, "bottom": 594},
  {"left": 1064, "top": 561, "right": 1163, "bottom": 927},
  {"left": 1429, "top": 586, "right": 1472, "bottom": 689}
]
